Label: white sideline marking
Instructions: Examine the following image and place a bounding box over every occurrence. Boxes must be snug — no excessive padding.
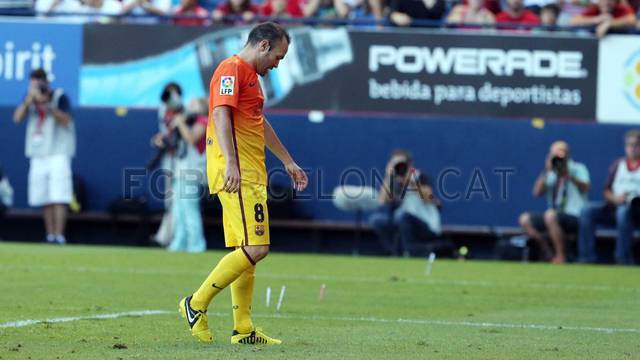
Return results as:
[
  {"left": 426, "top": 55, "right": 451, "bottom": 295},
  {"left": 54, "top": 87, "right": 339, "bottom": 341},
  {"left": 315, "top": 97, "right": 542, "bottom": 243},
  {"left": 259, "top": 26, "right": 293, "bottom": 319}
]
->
[
  {"left": 217, "top": 312, "right": 640, "bottom": 335},
  {"left": 0, "top": 310, "right": 171, "bottom": 329},
  {"left": 1, "top": 309, "right": 637, "bottom": 335},
  {"left": 1, "top": 264, "right": 638, "bottom": 293}
]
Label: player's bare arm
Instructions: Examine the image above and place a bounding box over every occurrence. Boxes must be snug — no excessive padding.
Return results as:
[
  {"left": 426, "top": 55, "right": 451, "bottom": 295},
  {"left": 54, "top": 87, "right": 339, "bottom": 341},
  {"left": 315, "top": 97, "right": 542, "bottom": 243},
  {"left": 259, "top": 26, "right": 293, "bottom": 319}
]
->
[
  {"left": 264, "top": 118, "right": 308, "bottom": 192},
  {"left": 213, "top": 105, "right": 241, "bottom": 193}
]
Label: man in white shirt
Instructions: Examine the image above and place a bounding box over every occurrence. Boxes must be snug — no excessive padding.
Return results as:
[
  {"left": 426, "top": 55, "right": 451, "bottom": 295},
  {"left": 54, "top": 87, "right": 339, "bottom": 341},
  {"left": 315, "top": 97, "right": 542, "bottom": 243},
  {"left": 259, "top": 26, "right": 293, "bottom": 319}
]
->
[
  {"left": 13, "top": 69, "right": 75, "bottom": 245},
  {"left": 578, "top": 130, "right": 640, "bottom": 265}
]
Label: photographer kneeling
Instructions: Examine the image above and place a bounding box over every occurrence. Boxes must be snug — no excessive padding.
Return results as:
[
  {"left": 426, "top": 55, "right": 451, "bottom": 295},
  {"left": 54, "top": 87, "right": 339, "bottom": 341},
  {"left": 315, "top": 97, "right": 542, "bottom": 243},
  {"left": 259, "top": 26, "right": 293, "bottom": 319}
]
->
[
  {"left": 165, "top": 97, "right": 208, "bottom": 252},
  {"left": 519, "top": 141, "right": 590, "bottom": 264},
  {"left": 369, "top": 149, "right": 442, "bottom": 257}
]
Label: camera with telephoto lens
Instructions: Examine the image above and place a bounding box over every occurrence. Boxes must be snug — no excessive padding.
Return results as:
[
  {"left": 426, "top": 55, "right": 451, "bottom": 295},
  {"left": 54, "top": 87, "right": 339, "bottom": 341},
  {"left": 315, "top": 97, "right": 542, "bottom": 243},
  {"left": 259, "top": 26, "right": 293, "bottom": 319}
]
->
[
  {"left": 147, "top": 113, "right": 200, "bottom": 170},
  {"left": 147, "top": 132, "right": 179, "bottom": 170},
  {"left": 147, "top": 84, "right": 185, "bottom": 170},
  {"left": 551, "top": 156, "right": 567, "bottom": 172},
  {"left": 393, "top": 161, "right": 409, "bottom": 177},
  {"left": 34, "top": 82, "right": 51, "bottom": 101},
  {"left": 38, "top": 83, "right": 49, "bottom": 95},
  {"left": 184, "top": 113, "right": 198, "bottom": 127}
]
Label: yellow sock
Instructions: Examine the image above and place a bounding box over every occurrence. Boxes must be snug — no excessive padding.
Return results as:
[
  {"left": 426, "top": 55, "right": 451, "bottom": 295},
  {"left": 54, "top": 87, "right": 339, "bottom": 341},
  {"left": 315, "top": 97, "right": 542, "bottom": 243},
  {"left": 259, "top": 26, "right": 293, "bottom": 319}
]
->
[
  {"left": 231, "top": 266, "right": 255, "bottom": 334},
  {"left": 191, "top": 247, "right": 255, "bottom": 310}
]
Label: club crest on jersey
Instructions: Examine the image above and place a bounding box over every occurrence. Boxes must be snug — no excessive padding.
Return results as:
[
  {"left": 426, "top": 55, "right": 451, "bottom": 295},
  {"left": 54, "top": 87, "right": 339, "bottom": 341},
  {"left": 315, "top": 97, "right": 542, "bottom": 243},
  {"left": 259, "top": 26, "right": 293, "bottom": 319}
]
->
[
  {"left": 220, "top": 76, "right": 234, "bottom": 95},
  {"left": 255, "top": 225, "right": 265, "bottom": 236}
]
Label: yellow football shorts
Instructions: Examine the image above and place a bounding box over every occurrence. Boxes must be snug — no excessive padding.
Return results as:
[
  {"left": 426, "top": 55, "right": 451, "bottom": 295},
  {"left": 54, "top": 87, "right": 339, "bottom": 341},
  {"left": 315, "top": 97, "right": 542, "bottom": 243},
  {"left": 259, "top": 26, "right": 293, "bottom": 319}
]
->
[{"left": 217, "top": 182, "right": 270, "bottom": 248}]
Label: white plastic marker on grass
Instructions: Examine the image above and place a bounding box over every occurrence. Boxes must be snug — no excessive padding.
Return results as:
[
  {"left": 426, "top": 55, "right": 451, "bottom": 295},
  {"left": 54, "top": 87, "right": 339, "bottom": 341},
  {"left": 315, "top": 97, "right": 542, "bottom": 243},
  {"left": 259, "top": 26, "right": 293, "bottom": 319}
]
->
[
  {"left": 426, "top": 252, "right": 436, "bottom": 275},
  {"left": 266, "top": 287, "right": 272, "bottom": 307},
  {"left": 276, "top": 285, "right": 286, "bottom": 311},
  {"left": 319, "top": 284, "right": 326, "bottom": 302}
]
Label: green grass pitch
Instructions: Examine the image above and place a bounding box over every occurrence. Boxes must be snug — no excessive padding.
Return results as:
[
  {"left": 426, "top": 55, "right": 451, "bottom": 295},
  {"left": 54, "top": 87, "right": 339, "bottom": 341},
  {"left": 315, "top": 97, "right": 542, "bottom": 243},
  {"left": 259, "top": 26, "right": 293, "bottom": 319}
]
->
[{"left": 0, "top": 242, "right": 638, "bottom": 359}]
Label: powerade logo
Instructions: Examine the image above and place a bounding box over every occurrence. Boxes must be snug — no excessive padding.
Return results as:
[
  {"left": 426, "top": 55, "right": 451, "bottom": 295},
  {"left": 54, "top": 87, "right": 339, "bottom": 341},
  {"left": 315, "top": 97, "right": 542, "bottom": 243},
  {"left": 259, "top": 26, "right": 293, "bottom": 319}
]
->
[
  {"left": 623, "top": 49, "right": 640, "bottom": 111},
  {"left": 369, "top": 45, "right": 587, "bottom": 79}
]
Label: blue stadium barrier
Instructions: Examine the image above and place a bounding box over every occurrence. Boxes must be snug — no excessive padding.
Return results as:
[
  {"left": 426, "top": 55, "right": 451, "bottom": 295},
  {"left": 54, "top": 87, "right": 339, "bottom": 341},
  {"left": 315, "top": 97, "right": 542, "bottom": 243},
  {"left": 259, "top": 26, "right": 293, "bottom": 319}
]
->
[{"left": 1, "top": 106, "right": 636, "bottom": 227}]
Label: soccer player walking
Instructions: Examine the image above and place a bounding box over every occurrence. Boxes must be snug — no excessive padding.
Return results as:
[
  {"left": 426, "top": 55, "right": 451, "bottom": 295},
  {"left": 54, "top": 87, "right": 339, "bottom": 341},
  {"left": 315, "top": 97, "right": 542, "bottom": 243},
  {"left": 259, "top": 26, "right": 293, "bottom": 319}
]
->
[{"left": 178, "top": 22, "right": 308, "bottom": 345}]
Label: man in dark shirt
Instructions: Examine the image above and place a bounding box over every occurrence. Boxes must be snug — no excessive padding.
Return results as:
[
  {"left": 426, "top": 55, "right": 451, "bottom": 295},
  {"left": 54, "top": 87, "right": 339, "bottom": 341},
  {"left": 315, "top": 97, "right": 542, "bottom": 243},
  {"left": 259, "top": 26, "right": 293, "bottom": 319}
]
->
[{"left": 390, "top": 0, "right": 446, "bottom": 26}]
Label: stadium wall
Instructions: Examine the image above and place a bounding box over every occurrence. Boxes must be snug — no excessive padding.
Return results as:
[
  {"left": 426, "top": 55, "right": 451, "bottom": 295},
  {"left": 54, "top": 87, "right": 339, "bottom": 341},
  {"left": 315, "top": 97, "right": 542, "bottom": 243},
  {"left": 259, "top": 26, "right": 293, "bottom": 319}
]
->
[
  {"left": 2, "top": 19, "right": 640, "bottom": 227},
  {"left": 0, "top": 106, "right": 636, "bottom": 226}
]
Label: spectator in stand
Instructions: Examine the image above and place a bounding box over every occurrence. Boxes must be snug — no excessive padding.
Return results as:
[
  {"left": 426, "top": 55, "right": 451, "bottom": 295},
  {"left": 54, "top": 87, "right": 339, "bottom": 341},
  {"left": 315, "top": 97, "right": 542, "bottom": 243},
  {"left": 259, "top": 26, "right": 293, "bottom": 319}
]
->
[
  {"left": 36, "top": 0, "right": 82, "bottom": 16},
  {"left": 496, "top": 0, "right": 540, "bottom": 26},
  {"left": 389, "top": 0, "right": 446, "bottom": 26},
  {"left": 334, "top": 0, "right": 383, "bottom": 24},
  {"left": 484, "top": 0, "right": 501, "bottom": 14},
  {"left": 446, "top": 0, "right": 495, "bottom": 26},
  {"left": 78, "top": 0, "right": 123, "bottom": 22},
  {"left": 121, "top": 0, "right": 172, "bottom": 22},
  {"left": 260, "top": 0, "right": 304, "bottom": 18},
  {"left": 304, "top": 0, "right": 338, "bottom": 18},
  {"left": 578, "top": 130, "right": 640, "bottom": 265},
  {"left": 540, "top": 2, "right": 560, "bottom": 27},
  {"left": 448, "top": 0, "right": 501, "bottom": 15},
  {"left": 570, "top": 0, "right": 636, "bottom": 37},
  {"left": 518, "top": 141, "right": 590, "bottom": 264},
  {"left": 212, "top": 0, "right": 258, "bottom": 23},
  {"left": 553, "top": 0, "right": 589, "bottom": 26},
  {"left": 523, "top": 0, "right": 553, "bottom": 14},
  {"left": 39, "top": 0, "right": 122, "bottom": 22},
  {"left": 173, "top": 0, "right": 209, "bottom": 26}
]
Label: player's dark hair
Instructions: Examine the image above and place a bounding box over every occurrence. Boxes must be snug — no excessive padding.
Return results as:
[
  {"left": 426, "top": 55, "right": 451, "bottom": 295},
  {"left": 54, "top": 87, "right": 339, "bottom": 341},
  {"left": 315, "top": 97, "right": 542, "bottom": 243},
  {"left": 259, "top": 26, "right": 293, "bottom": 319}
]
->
[
  {"left": 246, "top": 22, "right": 290, "bottom": 49},
  {"left": 30, "top": 69, "right": 48, "bottom": 82}
]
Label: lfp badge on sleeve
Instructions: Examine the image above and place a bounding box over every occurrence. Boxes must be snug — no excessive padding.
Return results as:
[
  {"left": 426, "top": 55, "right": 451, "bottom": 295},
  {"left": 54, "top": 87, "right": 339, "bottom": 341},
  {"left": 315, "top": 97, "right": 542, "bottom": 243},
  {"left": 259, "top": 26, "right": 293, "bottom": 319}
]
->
[{"left": 220, "top": 76, "right": 235, "bottom": 96}]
